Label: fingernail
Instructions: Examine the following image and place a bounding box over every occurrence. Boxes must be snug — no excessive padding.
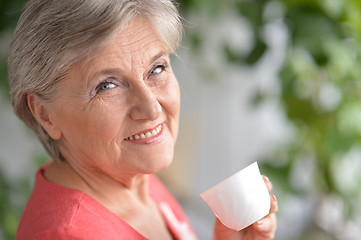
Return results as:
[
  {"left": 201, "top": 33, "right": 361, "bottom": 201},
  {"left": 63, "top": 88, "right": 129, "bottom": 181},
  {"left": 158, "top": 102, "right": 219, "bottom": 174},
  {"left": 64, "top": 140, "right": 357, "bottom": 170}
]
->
[
  {"left": 272, "top": 194, "right": 277, "bottom": 201},
  {"left": 257, "top": 220, "right": 263, "bottom": 225},
  {"left": 264, "top": 176, "right": 270, "bottom": 183}
]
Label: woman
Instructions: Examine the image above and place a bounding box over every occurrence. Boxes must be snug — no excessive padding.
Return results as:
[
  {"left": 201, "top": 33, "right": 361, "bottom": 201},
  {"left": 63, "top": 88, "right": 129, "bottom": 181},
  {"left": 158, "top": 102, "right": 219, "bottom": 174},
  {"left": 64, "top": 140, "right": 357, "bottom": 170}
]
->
[{"left": 9, "top": 0, "right": 278, "bottom": 239}]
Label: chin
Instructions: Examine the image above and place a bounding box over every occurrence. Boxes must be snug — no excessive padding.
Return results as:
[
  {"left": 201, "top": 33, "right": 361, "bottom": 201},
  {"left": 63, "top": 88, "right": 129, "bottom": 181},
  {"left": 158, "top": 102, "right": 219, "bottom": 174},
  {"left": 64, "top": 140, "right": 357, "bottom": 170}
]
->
[{"left": 143, "top": 150, "right": 174, "bottom": 174}]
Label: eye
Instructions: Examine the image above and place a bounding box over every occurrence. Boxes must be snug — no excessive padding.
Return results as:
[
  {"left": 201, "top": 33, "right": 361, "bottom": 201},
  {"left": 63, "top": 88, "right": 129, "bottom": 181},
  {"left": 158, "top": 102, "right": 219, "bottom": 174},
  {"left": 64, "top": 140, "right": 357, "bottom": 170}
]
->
[
  {"left": 95, "top": 80, "right": 117, "bottom": 93},
  {"left": 150, "top": 64, "right": 165, "bottom": 76}
]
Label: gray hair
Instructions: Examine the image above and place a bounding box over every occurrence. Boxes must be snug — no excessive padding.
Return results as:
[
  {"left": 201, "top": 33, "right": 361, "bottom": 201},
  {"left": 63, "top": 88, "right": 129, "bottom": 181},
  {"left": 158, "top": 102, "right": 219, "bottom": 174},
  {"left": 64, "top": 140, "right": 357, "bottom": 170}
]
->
[{"left": 8, "top": 0, "right": 183, "bottom": 161}]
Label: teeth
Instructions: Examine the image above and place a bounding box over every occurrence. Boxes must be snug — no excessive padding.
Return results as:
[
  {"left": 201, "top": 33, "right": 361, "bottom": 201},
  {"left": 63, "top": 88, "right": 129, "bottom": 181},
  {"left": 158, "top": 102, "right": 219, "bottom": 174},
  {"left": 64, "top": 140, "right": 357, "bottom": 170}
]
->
[{"left": 126, "top": 125, "right": 162, "bottom": 141}]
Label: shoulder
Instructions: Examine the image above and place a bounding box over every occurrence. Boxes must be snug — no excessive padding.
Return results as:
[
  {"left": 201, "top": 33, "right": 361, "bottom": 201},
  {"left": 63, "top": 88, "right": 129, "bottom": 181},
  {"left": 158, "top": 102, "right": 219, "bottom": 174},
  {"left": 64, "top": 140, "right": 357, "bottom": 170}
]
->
[
  {"left": 16, "top": 165, "right": 86, "bottom": 239},
  {"left": 16, "top": 165, "right": 146, "bottom": 240}
]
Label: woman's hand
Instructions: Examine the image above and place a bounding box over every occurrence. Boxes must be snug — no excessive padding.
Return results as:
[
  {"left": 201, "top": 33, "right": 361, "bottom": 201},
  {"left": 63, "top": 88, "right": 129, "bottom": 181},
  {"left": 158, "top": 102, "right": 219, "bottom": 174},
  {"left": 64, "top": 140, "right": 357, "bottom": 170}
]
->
[{"left": 213, "top": 176, "right": 278, "bottom": 240}]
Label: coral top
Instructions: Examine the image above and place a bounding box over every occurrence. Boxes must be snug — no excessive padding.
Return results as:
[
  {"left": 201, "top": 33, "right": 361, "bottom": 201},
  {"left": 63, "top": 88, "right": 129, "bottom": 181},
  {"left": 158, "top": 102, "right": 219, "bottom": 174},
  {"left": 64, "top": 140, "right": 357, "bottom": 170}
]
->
[{"left": 16, "top": 164, "right": 197, "bottom": 240}]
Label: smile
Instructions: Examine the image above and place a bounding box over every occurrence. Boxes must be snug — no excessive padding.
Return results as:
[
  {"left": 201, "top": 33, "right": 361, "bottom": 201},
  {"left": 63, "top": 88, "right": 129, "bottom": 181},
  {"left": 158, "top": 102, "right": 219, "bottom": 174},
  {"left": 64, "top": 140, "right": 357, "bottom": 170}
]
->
[{"left": 124, "top": 124, "right": 163, "bottom": 141}]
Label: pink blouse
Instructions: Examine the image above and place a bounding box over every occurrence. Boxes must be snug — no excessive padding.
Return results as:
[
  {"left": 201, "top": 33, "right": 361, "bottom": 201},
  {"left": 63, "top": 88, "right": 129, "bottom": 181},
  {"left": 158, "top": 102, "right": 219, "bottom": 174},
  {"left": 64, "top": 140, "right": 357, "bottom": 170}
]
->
[{"left": 16, "top": 164, "right": 197, "bottom": 240}]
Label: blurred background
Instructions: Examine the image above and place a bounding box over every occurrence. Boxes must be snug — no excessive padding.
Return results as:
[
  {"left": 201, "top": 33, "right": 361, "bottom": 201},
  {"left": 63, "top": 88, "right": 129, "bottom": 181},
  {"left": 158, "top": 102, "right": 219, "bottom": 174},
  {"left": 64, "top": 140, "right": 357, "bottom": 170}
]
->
[{"left": 1, "top": 0, "right": 361, "bottom": 239}]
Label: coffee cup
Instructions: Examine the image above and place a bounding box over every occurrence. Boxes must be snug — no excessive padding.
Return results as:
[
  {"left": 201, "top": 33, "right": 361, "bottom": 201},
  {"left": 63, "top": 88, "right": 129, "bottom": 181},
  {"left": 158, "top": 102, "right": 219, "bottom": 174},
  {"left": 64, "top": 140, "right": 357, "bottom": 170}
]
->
[{"left": 200, "top": 162, "right": 270, "bottom": 231}]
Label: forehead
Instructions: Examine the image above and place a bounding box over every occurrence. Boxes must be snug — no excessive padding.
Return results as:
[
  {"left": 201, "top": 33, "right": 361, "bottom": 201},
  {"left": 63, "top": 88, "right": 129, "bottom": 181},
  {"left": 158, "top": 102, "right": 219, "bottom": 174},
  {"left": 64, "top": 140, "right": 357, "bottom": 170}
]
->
[{"left": 83, "top": 17, "right": 168, "bottom": 67}]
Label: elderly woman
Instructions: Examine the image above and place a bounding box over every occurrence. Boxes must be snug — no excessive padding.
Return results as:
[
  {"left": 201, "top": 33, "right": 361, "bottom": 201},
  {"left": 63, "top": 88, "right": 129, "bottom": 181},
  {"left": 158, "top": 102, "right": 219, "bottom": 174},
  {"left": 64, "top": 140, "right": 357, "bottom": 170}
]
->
[{"left": 9, "top": 0, "right": 277, "bottom": 239}]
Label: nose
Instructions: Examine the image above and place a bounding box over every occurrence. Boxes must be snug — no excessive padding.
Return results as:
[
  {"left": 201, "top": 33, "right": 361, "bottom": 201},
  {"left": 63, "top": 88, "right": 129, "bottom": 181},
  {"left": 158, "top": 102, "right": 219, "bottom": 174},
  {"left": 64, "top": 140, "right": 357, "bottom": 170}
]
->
[{"left": 129, "top": 83, "right": 162, "bottom": 121}]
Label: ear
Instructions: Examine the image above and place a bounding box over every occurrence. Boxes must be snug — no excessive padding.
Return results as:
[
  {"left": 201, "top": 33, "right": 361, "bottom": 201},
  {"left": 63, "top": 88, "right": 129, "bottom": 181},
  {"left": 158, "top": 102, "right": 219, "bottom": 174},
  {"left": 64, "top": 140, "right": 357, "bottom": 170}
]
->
[{"left": 27, "top": 93, "right": 62, "bottom": 140}]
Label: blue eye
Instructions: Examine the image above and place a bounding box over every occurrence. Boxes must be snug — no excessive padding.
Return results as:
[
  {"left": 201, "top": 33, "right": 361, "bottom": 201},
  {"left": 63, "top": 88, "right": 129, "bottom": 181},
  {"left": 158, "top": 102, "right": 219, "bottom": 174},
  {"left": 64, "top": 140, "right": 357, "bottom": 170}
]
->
[
  {"left": 150, "top": 65, "right": 165, "bottom": 75},
  {"left": 96, "top": 81, "right": 116, "bottom": 92}
]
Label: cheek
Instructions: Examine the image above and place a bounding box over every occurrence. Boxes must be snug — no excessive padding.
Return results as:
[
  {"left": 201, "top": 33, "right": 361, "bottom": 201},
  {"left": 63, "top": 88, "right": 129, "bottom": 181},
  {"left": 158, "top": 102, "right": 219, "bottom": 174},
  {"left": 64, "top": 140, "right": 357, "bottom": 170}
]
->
[
  {"left": 160, "top": 79, "right": 180, "bottom": 139},
  {"left": 55, "top": 99, "right": 127, "bottom": 146},
  {"left": 167, "top": 83, "right": 180, "bottom": 115}
]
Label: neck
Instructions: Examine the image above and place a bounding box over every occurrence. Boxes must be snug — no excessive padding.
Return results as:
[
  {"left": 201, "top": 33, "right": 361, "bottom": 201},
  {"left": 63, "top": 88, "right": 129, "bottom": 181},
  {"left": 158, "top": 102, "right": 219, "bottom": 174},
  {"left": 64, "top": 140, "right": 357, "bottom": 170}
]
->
[{"left": 44, "top": 160, "right": 153, "bottom": 215}]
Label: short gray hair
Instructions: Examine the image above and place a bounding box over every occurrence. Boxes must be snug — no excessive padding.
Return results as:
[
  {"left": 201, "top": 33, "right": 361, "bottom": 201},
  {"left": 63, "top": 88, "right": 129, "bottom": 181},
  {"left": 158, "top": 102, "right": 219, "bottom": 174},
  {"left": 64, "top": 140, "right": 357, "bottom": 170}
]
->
[{"left": 8, "top": 0, "right": 183, "bottom": 161}]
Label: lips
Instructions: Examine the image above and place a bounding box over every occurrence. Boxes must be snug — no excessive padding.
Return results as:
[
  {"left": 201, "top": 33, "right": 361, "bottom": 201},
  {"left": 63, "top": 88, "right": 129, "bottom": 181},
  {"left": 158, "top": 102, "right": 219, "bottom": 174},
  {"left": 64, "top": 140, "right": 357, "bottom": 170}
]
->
[{"left": 124, "top": 124, "right": 163, "bottom": 141}]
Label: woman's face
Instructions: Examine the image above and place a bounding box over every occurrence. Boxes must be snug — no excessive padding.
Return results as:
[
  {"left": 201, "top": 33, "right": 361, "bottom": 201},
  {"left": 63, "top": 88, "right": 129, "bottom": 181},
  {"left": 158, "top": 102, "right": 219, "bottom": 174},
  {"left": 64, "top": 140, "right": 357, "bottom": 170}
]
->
[{"left": 48, "top": 18, "right": 180, "bottom": 177}]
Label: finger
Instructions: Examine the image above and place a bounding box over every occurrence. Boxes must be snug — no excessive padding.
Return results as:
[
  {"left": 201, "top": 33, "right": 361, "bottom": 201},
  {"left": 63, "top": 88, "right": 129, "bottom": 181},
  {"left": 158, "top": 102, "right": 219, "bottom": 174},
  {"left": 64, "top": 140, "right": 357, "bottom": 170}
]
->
[
  {"left": 269, "top": 194, "right": 278, "bottom": 214},
  {"left": 253, "top": 213, "right": 277, "bottom": 238},
  {"left": 262, "top": 175, "right": 273, "bottom": 192},
  {"left": 251, "top": 194, "right": 278, "bottom": 237}
]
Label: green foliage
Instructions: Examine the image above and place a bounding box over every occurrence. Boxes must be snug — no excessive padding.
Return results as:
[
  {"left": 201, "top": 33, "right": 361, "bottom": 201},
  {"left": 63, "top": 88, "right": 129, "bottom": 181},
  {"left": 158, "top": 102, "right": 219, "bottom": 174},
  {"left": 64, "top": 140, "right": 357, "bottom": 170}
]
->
[
  {"left": 0, "top": 167, "right": 17, "bottom": 240},
  {"left": 277, "top": 0, "right": 361, "bottom": 189},
  {"left": 0, "top": 62, "right": 9, "bottom": 96},
  {"left": 0, "top": 0, "right": 27, "bottom": 95},
  {"left": 0, "top": 165, "right": 32, "bottom": 240},
  {"left": 0, "top": 0, "right": 26, "bottom": 31},
  {"left": 179, "top": 0, "right": 223, "bottom": 16}
]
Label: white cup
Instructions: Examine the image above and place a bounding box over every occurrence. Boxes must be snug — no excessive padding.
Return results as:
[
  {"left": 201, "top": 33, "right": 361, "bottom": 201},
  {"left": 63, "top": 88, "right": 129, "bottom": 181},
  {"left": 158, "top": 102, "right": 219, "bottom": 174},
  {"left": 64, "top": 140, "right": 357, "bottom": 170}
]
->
[{"left": 200, "top": 162, "right": 270, "bottom": 231}]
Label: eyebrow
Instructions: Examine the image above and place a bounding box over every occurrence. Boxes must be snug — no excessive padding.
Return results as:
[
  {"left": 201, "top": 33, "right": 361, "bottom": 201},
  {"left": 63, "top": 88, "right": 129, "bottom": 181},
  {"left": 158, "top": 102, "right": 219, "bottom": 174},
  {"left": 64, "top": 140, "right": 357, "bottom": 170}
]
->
[
  {"left": 90, "top": 51, "right": 169, "bottom": 81},
  {"left": 149, "top": 51, "right": 169, "bottom": 65}
]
